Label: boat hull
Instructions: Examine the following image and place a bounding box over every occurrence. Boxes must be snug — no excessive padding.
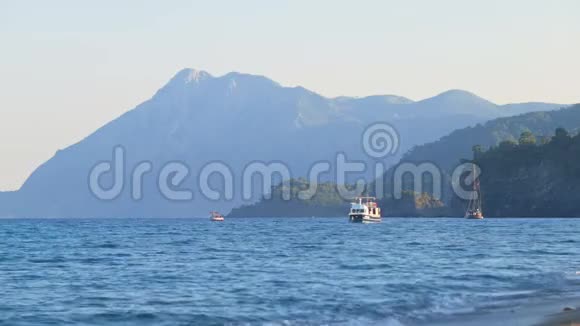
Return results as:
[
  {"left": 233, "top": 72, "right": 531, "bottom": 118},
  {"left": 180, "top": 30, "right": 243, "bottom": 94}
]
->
[
  {"left": 465, "top": 213, "right": 484, "bottom": 219},
  {"left": 349, "top": 214, "right": 381, "bottom": 223}
]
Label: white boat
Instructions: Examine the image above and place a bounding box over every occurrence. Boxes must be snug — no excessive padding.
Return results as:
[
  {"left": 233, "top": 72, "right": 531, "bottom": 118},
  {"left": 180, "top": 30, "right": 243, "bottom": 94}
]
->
[
  {"left": 349, "top": 197, "right": 381, "bottom": 223},
  {"left": 466, "top": 208, "right": 484, "bottom": 219},
  {"left": 210, "top": 211, "right": 225, "bottom": 222}
]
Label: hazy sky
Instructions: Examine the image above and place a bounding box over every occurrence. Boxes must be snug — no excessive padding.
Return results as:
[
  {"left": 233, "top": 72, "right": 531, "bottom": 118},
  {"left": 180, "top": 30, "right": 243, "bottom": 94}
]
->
[{"left": 1, "top": 0, "right": 579, "bottom": 190}]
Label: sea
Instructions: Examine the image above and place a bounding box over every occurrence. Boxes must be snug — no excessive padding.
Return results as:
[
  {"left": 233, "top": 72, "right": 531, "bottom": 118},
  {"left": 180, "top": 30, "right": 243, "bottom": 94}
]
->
[{"left": 0, "top": 217, "right": 579, "bottom": 326}]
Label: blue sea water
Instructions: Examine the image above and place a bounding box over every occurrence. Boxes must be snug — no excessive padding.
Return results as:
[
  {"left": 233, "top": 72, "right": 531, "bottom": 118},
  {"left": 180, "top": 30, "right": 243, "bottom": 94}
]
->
[{"left": 0, "top": 217, "right": 579, "bottom": 326}]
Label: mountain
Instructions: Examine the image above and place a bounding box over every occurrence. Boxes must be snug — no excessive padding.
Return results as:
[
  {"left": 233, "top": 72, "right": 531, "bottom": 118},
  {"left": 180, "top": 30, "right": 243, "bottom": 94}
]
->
[
  {"left": 0, "top": 69, "right": 566, "bottom": 218},
  {"left": 0, "top": 191, "right": 16, "bottom": 217},
  {"left": 500, "top": 102, "right": 566, "bottom": 116}
]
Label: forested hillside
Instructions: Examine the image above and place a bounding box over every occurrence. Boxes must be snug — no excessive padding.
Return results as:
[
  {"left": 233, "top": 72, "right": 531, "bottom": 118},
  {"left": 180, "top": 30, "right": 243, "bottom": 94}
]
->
[
  {"left": 473, "top": 128, "right": 580, "bottom": 217},
  {"left": 401, "top": 104, "right": 580, "bottom": 172}
]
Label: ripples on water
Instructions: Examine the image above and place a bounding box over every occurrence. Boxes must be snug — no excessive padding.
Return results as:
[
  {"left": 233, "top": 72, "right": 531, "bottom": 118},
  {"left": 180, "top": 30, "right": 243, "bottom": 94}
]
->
[{"left": 0, "top": 218, "right": 579, "bottom": 325}]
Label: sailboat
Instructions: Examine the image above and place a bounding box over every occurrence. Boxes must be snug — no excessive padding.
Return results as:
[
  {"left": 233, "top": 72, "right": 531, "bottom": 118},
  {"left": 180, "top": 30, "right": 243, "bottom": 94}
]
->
[{"left": 465, "top": 164, "right": 484, "bottom": 219}]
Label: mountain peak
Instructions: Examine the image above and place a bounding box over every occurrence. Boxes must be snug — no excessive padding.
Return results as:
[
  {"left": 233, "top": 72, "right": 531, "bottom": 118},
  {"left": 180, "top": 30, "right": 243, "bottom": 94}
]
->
[
  {"left": 366, "top": 95, "right": 414, "bottom": 105},
  {"left": 172, "top": 68, "right": 213, "bottom": 84},
  {"left": 222, "top": 71, "right": 281, "bottom": 88},
  {"left": 435, "top": 89, "right": 480, "bottom": 99},
  {"left": 426, "top": 89, "right": 496, "bottom": 106}
]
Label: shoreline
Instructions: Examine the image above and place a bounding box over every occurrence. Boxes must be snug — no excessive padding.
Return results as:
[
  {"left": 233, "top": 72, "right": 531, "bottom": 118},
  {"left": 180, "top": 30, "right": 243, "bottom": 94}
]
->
[
  {"left": 538, "top": 309, "right": 580, "bottom": 326},
  {"left": 425, "top": 298, "right": 580, "bottom": 326}
]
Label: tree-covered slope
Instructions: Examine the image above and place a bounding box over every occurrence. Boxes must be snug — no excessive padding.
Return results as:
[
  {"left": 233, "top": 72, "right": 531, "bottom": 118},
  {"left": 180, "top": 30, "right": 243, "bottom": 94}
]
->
[
  {"left": 474, "top": 128, "right": 580, "bottom": 217},
  {"left": 399, "top": 104, "right": 580, "bottom": 173},
  {"left": 227, "top": 179, "right": 350, "bottom": 217},
  {"left": 227, "top": 179, "right": 448, "bottom": 217}
]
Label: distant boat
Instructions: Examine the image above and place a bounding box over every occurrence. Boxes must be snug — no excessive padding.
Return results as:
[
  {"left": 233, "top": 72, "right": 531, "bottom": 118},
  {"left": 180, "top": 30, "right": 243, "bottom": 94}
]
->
[
  {"left": 210, "top": 211, "right": 225, "bottom": 222},
  {"left": 466, "top": 208, "right": 484, "bottom": 220},
  {"left": 465, "top": 163, "right": 484, "bottom": 220},
  {"left": 349, "top": 197, "right": 381, "bottom": 223}
]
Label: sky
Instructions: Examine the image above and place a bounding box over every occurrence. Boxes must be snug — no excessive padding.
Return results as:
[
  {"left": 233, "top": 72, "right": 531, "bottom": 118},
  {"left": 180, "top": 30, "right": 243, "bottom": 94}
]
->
[{"left": 0, "top": 0, "right": 579, "bottom": 191}]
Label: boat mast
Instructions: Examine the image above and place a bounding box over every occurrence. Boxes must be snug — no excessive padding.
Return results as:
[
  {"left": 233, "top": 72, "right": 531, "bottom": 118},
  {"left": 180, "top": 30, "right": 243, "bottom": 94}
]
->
[{"left": 465, "top": 163, "right": 481, "bottom": 216}]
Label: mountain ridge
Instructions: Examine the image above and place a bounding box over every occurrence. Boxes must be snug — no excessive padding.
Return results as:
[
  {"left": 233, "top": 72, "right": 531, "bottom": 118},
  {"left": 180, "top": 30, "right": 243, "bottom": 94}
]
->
[
  {"left": 0, "top": 68, "right": 568, "bottom": 218},
  {"left": 155, "top": 68, "right": 567, "bottom": 115}
]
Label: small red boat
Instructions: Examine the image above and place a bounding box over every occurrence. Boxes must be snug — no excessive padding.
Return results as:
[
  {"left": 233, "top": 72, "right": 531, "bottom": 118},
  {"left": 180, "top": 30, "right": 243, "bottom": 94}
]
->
[{"left": 210, "top": 211, "right": 225, "bottom": 222}]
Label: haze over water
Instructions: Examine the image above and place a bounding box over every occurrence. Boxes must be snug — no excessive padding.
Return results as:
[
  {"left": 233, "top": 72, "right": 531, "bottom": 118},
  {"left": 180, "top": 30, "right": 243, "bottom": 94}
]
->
[{"left": 1, "top": 217, "right": 579, "bottom": 325}]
